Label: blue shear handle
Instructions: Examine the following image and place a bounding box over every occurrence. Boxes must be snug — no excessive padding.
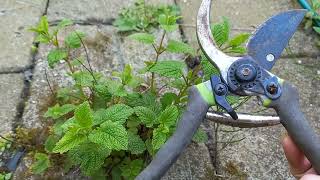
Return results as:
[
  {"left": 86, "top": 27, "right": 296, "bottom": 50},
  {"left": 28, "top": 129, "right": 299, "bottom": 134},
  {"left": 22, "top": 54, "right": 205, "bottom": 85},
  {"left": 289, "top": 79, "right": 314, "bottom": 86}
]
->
[{"left": 270, "top": 81, "right": 320, "bottom": 174}]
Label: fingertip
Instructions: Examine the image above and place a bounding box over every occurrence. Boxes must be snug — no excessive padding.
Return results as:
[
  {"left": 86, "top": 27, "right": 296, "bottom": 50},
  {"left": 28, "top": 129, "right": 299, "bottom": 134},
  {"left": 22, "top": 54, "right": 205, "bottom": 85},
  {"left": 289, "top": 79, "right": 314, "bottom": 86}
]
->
[
  {"left": 281, "top": 135, "right": 312, "bottom": 175},
  {"left": 301, "top": 174, "right": 320, "bottom": 180}
]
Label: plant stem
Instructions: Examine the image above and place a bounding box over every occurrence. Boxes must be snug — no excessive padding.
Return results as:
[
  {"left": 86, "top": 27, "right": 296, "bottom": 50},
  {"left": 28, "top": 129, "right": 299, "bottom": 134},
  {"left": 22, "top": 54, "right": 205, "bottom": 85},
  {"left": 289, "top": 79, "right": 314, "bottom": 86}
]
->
[
  {"left": 76, "top": 32, "right": 97, "bottom": 84},
  {"left": 65, "top": 49, "right": 75, "bottom": 74},
  {"left": 0, "top": 135, "right": 15, "bottom": 144},
  {"left": 44, "top": 69, "right": 55, "bottom": 97},
  {"left": 54, "top": 34, "right": 59, "bottom": 48},
  {"left": 150, "top": 30, "right": 166, "bottom": 91}
]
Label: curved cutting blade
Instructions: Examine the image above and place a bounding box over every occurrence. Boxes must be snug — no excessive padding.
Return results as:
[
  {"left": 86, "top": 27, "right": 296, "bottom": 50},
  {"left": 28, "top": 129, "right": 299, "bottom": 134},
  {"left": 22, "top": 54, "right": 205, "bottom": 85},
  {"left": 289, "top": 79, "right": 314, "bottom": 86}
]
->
[
  {"left": 247, "top": 10, "right": 307, "bottom": 70},
  {"left": 196, "top": 0, "right": 239, "bottom": 83}
]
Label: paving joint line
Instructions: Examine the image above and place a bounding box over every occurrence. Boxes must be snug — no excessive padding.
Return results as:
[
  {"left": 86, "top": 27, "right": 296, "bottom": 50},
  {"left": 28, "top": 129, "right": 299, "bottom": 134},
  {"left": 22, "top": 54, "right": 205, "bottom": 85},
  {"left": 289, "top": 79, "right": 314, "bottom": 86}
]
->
[
  {"left": 12, "top": 0, "right": 50, "bottom": 132},
  {"left": 0, "top": 66, "right": 33, "bottom": 75},
  {"left": 174, "top": 0, "right": 220, "bottom": 171},
  {"left": 174, "top": 0, "right": 188, "bottom": 43},
  {"left": 281, "top": 53, "right": 320, "bottom": 59},
  {"left": 202, "top": 119, "right": 221, "bottom": 174},
  {"left": 49, "top": 18, "right": 114, "bottom": 27}
]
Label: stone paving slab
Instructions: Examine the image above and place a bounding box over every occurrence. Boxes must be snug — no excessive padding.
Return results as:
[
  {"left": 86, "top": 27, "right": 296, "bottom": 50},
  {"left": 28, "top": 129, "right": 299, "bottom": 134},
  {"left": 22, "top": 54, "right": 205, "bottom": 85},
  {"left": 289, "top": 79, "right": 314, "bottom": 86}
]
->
[
  {"left": 47, "top": 0, "right": 174, "bottom": 23},
  {"left": 0, "top": 0, "right": 48, "bottom": 72},
  {"left": 163, "top": 143, "right": 214, "bottom": 180},
  {"left": 18, "top": 24, "right": 214, "bottom": 179},
  {"left": 207, "top": 57, "right": 320, "bottom": 179},
  {"left": 0, "top": 74, "right": 24, "bottom": 134},
  {"left": 177, "top": 0, "right": 319, "bottom": 56}
]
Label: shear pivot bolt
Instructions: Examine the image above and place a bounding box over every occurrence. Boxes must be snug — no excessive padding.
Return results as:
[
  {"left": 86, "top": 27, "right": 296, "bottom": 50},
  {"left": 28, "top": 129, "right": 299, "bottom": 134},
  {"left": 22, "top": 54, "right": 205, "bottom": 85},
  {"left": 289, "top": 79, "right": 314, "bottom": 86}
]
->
[
  {"left": 214, "top": 83, "right": 227, "bottom": 96},
  {"left": 267, "top": 82, "right": 278, "bottom": 95},
  {"left": 235, "top": 64, "right": 257, "bottom": 82}
]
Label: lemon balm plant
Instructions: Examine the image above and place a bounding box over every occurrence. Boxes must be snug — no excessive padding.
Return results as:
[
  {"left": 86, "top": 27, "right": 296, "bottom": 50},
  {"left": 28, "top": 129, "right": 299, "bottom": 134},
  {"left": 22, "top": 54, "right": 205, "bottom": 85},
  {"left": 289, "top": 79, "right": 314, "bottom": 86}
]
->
[{"left": 27, "top": 1, "right": 250, "bottom": 179}]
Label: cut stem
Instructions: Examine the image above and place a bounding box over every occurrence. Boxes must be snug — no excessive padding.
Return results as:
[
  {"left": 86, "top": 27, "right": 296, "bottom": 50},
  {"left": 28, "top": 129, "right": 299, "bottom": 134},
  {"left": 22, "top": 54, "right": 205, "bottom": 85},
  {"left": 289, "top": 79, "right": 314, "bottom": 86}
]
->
[{"left": 150, "top": 30, "right": 166, "bottom": 91}]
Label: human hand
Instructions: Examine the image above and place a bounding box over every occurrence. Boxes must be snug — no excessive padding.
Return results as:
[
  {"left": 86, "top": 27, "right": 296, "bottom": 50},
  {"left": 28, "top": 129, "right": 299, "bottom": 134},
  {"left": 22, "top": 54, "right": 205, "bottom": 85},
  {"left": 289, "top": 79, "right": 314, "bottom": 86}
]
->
[{"left": 282, "top": 134, "right": 320, "bottom": 180}]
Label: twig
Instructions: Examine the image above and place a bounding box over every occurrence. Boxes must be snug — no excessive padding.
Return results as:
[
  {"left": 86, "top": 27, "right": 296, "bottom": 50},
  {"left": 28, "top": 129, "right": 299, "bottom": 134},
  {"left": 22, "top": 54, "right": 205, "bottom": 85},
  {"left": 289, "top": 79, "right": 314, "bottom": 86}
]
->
[
  {"left": 75, "top": 31, "right": 97, "bottom": 84},
  {"left": 218, "top": 132, "right": 246, "bottom": 152},
  {"left": 233, "top": 97, "right": 251, "bottom": 110},
  {"left": 151, "top": 30, "right": 166, "bottom": 91},
  {"left": 0, "top": 135, "right": 15, "bottom": 144},
  {"left": 44, "top": 69, "right": 55, "bottom": 97}
]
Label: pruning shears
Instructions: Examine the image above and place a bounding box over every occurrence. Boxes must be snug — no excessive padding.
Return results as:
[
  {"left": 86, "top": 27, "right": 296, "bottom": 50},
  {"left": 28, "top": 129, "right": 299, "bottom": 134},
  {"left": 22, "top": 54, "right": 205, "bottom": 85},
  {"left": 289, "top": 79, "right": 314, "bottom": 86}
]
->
[{"left": 137, "top": 0, "right": 320, "bottom": 179}]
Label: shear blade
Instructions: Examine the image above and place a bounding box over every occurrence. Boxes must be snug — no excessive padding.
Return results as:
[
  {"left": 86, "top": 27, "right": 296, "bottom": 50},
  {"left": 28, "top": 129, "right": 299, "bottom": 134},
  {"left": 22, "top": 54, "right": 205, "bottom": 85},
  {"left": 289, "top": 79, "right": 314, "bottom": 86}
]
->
[
  {"left": 247, "top": 10, "right": 307, "bottom": 70},
  {"left": 196, "top": 0, "right": 240, "bottom": 83}
]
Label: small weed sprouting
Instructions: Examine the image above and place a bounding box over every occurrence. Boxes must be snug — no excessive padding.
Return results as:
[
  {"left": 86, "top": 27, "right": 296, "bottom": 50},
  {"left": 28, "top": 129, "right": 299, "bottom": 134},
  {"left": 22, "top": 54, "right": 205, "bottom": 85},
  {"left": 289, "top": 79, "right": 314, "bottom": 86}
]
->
[
  {"left": 113, "top": 0, "right": 180, "bottom": 33},
  {"left": 24, "top": 1, "right": 250, "bottom": 178},
  {"left": 304, "top": 0, "right": 320, "bottom": 46}
]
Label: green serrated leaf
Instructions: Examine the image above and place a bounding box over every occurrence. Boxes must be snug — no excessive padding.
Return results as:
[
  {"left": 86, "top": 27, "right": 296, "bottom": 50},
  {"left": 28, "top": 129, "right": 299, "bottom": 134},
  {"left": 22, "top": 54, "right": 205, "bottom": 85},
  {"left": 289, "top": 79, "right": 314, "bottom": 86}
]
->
[
  {"left": 94, "top": 83, "right": 112, "bottom": 100},
  {"left": 160, "top": 93, "right": 178, "bottom": 109},
  {"left": 192, "top": 129, "right": 208, "bottom": 143},
  {"left": 53, "top": 127, "right": 86, "bottom": 153},
  {"left": 158, "top": 105, "right": 178, "bottom": 127},
  {"left": 0, "top": 173, "right": 12, "bottom": 180},
  {"left": 47, "top": 49, "right": 67, "bottom": 68},
  {"left": 53, "top": 120, "right": 65, "bottom": 136},
  {"left": 152, "top": 127, "right": 167, "bottom": 150},
  {"left": 134, "top": 106, "right": 156, "bottom": 127},
  {"left": 53, "top": 19, "right": 74, "bottom": 36},
  {"left": 113, "top": 18, "right": 139, "bottom": 32},
  {"left": 148, "top": 60, "right": 185, "bottom": 78},
  {"left": 313, "top": 26, "right": 320, "bottom": 34},
  {"left": 68, "top": 142, "right": 110, "bottom": 176},
  {"left": 126, "top": 92, "right": 161, "bottom": 114},
  {"left": 120, "top": 159, "right": 144, "bottom": 180},
  {"left": 45, "top": 135, "right": 59, "bottom": 153},
  {"left": 166, "top": 40, "right": 195, "bottom": 55},
  {"left": 158, "top": 14, "right": 180, "bottom": 32},
  {"left": 65, "top": 30, "right": 85, "bottom": 48},
  {"left": 93, "top": 104, "right": 134, "bottom": 125},
  {"left": 211, "top": 17, "right": 230, "bottom": 47},
  {"left": 121, "top": 64, "right": 133, "bottom": 85},
  {"left": 158, "top": 14, "right": 167, "bottom": 25},
  {"left": 227, "top": 46, "right": 247, "bottom": 54},
  {"left": 89, "top": 121, "right": 128, "bottom": 150},
  {"left": 35, "top": 34, "right": 51, "bottom": 43},
  {"left": 74, "top": 101, "right": 93, "bottom": 128},
  {"left": 128, "top": 33, "right": 155, "bottom": 44},
  {"left": 228, "top": 33, "right": 250, "bottom": 47},
  {"left": 145, "top": 138, "right": 155, "bottom": 156},
  {"left": 31, "top": 153, "right": 51, "bottom": 175},
  {"left": 60, "top": 117, "right": 76, "bottom": 132},
  {"left": 57, "top": 19, "right": 73, "bottom": 29},
  {"left": 201, "top": 53, "right": 220, "bottom": 80},
  {"left": 169, "top": 78, "right": 185, "bottom": 89},
  {"left": 29, "top": 16, "right": 49, "bottom": 34},
  {"left": 106, "top": 79, "right": 127, "bottom": 97},
  {"left": 44, "top": 104, "right": 76, "bottom": 120},
  {"left": 128, "top": 132, "right": 146, "bottom": 155},
  {"left": 72, "top": 71, "right": 100, "bottom": 87},
  {"left": 161, "top": 24, "right": 179, "bottom": 32}
]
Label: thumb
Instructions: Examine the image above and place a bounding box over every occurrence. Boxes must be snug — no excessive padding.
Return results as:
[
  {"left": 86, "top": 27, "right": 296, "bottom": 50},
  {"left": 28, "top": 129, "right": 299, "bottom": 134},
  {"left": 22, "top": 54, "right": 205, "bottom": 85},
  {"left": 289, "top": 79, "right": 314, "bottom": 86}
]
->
[{"left": 282, "top": 134, "right": 312, "bottom": 177}]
